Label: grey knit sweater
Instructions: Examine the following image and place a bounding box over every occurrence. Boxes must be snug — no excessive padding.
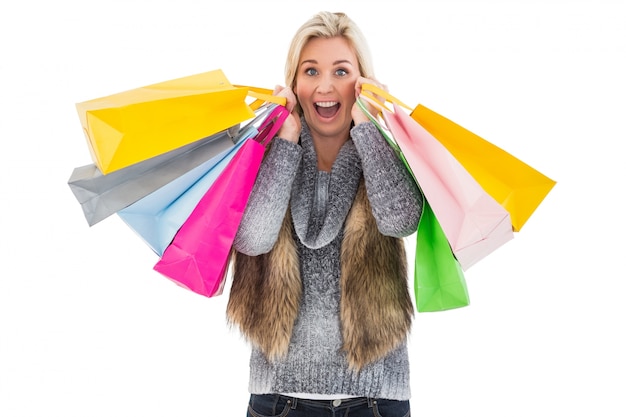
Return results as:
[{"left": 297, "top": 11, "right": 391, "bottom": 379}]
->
[{"left": 233, "top": 119, "right": 421, "bottom": 400}]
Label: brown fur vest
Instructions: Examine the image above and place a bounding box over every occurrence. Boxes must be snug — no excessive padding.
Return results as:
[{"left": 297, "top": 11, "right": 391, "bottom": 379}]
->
[{"left": 226, "top": 182, "right": 413, "bottom": 371}]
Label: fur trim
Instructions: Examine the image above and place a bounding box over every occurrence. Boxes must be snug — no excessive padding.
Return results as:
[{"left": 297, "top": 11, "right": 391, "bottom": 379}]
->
[
  {"left": 340, "top": 182, "right": 413, "bottom": 370},
  {"left": 226, "top": 216, "right": 301, "bottom": 361}
]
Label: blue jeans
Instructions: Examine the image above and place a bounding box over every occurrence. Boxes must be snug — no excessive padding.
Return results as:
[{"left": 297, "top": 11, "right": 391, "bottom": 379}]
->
[{"left": 246, "top": 394, "right": 411, "bottom": 417}]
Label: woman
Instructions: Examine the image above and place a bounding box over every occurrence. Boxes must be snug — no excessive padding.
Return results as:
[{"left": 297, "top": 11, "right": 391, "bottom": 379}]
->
[{"left": 227, "top": 11, "right": 422, "bottom": 417}]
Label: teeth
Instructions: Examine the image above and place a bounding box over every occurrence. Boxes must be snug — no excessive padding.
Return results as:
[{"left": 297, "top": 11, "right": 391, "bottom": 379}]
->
[{"left": 316, "top": 101, "right": 338, "bottom": 108}]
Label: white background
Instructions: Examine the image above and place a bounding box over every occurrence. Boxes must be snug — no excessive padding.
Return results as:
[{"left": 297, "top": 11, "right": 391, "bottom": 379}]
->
[{"left": 1, "top": 0, "right": 625, "bottom": 416}]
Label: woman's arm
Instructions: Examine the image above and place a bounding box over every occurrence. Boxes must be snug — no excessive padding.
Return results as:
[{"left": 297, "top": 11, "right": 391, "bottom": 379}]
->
[
  {"left": 351, "top": 122, "right": 422, "bottom": 237},
  {"left": 232, "top": 138, "right": 302, "bottom": 255}
]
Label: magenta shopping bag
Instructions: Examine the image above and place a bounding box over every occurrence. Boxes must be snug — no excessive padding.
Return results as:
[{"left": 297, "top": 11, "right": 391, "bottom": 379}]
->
[
  {"left": 153, "top": 105, "right": 289, "bottom": 297},
  {"left": 360, "top": 85, "right": 513, "bottom": 270}
]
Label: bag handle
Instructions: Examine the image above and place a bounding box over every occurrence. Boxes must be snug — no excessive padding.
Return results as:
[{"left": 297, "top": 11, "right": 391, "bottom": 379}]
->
[
  {"left": 234, "top": 85, "right": 287, "bottom": 109},
  {"left": 356, "top": 96, "right": 402, "bottom": 154},
  {"left": 254, "top": 105, "right": 290, "bottom": 146},
  {"left": 360, "top": 83, "right": 413, "bottom": 112},
  {"left": 357, "top": 83, "right": 416, "bottom": 152}
]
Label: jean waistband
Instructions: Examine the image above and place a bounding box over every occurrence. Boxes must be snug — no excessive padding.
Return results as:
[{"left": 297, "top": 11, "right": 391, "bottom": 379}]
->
[{"left": 278, "top": 395, "right": 373, "bottom": 410}]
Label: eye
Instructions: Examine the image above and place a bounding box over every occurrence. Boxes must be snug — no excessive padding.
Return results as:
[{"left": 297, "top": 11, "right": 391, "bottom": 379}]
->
[
  {"left": 304, "top": 68, "right": 318, "bottom": 76},
  {"left": 335, "top": 68, "right": 348, "bottom": 76}
]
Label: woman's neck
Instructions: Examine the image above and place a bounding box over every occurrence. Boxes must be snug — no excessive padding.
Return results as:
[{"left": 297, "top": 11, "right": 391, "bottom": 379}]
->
[{"left": 310, "top": 130, "right": 351, "bottom": 172}]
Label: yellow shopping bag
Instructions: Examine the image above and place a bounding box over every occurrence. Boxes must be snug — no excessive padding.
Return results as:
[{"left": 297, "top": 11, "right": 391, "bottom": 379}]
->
[
  {"left": 411, "top": 105, "right": 556, "bottom": 231},
  {"left": 76, "top": 69, "right": 280, "bottom": 174}
]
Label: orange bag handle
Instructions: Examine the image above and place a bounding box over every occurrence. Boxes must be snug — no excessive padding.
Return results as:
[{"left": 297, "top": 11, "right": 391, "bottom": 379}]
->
[
  {"left": 234, "top": 85, "right": 287, "bottom": 109},
  {"left": 360, "top": 83, "right": 413, "bottom": 113}
]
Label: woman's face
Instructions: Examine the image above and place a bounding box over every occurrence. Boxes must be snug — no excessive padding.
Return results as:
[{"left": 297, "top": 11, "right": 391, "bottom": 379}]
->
[{"left": 294, "top": 36, "right": 360, "bottom": 141}]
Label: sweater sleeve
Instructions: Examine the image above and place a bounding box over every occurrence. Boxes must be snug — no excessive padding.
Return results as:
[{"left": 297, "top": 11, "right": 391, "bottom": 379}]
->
[
  {"left": 233, "top": 138, "right": 303, "bottom": 255},
  {"left": 350, "top": 122, "right": 422, "bottom": 237}
]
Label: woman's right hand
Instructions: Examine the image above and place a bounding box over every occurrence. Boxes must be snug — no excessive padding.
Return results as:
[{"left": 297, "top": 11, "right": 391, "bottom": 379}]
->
[{"left": 273, "top": 85, "right": 301, "bottom": 143}]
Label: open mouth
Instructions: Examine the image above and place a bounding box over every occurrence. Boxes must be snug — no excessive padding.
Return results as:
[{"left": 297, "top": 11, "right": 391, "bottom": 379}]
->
[{"left": 315, "top": 101, "right": 340, "bottom": 118}]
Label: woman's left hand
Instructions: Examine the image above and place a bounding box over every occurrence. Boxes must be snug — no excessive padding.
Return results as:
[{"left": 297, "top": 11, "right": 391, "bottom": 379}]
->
[{"left": 352, "top": 76, "right": 387, "bottom": 125}]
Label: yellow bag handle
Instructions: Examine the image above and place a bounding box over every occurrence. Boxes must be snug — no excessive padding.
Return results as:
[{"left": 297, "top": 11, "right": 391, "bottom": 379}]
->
[
  {"left": 234, "top": 85, "right": 287, "bottom": 109},
  {"left": 360, "top": 83, "right": 413, "bottom": 112}
]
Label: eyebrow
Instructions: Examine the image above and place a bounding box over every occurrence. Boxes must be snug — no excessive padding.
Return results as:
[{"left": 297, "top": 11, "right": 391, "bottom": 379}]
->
[{"left": 300, "top": 59, "right": 355, "bottom": 66}]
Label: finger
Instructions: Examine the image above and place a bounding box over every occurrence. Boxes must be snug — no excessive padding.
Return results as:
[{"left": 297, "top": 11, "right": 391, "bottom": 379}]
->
[
  {"left": 282, "top": 88, "right": 298, "bottom": 113},
  {"left": 272, "top": 85, "right": 297, "bottom": 112},
  {"left": 355, "top": 76, "right": 385, "bottom": 96},
  {"left": 354, "top": 76, "right": 367, "bottom": 96},
  {"left": 291, "top": 102, "right": 300, "bottom": 119}
]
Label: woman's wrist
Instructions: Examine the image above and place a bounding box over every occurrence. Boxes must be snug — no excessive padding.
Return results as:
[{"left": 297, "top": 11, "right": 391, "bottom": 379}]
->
[{"left": 352, "top": 111, "right": 371, "bottom": 126}]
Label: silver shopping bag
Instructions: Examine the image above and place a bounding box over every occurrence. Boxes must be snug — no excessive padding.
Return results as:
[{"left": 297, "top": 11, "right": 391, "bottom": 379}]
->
[{"left": 68, "top": 129, "right": 236, "bottom": 226}]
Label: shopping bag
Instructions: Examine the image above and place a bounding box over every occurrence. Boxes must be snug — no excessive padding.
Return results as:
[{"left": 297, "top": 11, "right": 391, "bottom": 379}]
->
[
  {"left": 116, "top": 124, "right": 257, "bottom": 256},
  {"left": 360, "top": 85, "right": 514, "bottom": 270},
  {"left": 76, "top": 69, "right": 284, "bottom": 174},
  {"left": 116, "top": 104, "right": 279, "bottom": 255},
  {"left": 356, "top": 97, "right": 469, "bottom": 312},
  {"left": 67, "top": 129, "right": 236, "bottom": 226},
  {"left": 153, "top": 105, "right": 289, "bottom": 297},
  {"left": 415, "top": 201, "right": 470, "bottom": 312},
  {"left": 411, "top": 104, "right": 556, "bottom": 231}
]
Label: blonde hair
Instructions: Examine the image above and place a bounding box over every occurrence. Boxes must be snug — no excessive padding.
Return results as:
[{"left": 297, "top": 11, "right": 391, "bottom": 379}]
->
[{"left": 284, "top": 11, "right": 375, "bottom": 92}]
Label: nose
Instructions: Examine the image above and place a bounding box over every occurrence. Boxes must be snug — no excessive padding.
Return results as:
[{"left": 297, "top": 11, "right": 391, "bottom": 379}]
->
[{"left": 316, "top": 73, "right": 335, "bottom": 94}]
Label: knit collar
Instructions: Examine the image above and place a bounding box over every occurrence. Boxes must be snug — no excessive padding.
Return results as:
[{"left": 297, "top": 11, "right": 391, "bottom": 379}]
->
[{"left": 290, "top": 118, "right": 363, "bottom": 249}]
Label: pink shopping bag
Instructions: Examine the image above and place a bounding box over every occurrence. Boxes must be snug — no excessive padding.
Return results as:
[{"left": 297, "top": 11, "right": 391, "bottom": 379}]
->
[
  {"left": 153, "top": 105, "right": 289, "bottom": 296},
  {"left": 360, "top": 85, "right": 513, "bottom": 270}
]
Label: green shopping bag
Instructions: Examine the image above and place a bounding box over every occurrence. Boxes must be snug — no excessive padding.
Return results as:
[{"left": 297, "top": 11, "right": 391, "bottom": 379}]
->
[
  {"left": 356, "top": 97, "right": 469, "bottom": 312},
  {"left": 414, "top": 200, "right": 469, "bottom": 312}
]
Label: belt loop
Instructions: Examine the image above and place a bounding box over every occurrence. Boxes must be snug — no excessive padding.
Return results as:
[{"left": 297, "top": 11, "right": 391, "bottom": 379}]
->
[
  {"left": 367, "top": 398, "right": 375, "bottom": 408},
  {"left": 290, "top": 397, "right": 298, "bottom": 409}
]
